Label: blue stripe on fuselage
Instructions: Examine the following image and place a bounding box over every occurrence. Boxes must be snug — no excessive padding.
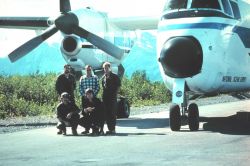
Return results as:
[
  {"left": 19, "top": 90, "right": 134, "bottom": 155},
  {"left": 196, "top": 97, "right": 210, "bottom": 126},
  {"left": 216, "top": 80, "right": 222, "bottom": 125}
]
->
[{"left": 158, "top": 22, "right": 250, "bottom": 48}]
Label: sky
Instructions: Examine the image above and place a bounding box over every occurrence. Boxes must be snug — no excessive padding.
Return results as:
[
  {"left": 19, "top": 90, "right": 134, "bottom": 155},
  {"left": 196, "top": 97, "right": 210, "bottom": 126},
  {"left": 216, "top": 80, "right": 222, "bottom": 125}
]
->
[
  {"left": 0, "top": 0, "right": 165, "bottom": 17},
  {"left": 0, "top": 0, "right": 164, "bottom": 81},
  {"left": 0, "top": 0, "right": 165, "bottom": 57}
]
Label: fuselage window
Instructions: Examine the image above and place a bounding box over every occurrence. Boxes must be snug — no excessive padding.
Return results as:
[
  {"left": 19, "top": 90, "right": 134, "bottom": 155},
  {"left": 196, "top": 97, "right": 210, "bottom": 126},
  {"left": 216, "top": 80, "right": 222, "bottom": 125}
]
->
[
  {"left": 230, "top": 1, "right": 241, "bottom": 19},
  {"left": 221, "top": 0, "right": 233, "bottom": 16},
  {"left": 163, "top": 0, "right": 188, "bottom": 12},
  {"left": 191, "top": 0, "right": 221, "bottom": 10}
]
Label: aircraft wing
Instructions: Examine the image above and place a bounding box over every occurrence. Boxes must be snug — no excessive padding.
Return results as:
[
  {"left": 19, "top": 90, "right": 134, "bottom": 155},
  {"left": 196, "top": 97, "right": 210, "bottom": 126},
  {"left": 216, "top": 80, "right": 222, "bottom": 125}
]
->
[
  {"left": 109, "top": 16, "right": 159, "bottom": 30},
  {"left": 0, "top": 17, "right": 50, "bottom": 30}
]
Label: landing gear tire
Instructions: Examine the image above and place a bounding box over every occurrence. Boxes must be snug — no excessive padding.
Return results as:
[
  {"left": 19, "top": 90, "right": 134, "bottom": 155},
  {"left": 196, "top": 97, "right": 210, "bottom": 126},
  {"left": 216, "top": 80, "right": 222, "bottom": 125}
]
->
[
  {"left": 169, "top": 104, "right": 181, "bottom": 131},
  {"left": 188, "top": 103, "right": 199, "bottom": 131},
  {"left": 117, "top": 97, "right": 130, "bottom": 118}
]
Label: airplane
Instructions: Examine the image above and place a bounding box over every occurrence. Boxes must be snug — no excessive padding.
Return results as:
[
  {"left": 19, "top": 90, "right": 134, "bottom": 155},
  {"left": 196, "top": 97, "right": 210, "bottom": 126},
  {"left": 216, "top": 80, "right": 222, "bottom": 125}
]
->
[
  {"left": 0, "top": 0, "right": 162, "bottom": 119},
  {"left": 157, "top": 0, "right": 250, "bottom": 131},
  {"left": 0, "top": 1, "right": 159, "bottom": 77},
  {"left": 1, "top": 0, "right": 250, "bottom": 131}
]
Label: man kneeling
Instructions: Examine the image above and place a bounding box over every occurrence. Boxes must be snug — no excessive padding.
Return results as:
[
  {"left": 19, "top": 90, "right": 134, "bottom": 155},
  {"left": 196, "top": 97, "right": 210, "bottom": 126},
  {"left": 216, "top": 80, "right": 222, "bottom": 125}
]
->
[
  {"left": 56, "top": 92, "right": 80, "bottom": 136},
  {"left": 79, "top": 88, "right": 104, "bottom": 135}
]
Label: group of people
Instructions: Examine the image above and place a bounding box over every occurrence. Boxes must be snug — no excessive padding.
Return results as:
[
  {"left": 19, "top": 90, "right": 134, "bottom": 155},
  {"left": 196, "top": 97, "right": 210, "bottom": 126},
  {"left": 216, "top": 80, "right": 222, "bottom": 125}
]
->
[{"left": 55, "top": 62, "right": 121, "bottom": 136}]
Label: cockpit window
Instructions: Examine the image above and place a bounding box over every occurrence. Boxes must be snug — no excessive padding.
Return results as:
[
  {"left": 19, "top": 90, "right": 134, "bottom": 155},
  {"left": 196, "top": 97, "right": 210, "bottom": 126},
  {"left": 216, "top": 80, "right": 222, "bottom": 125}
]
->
[
  {"left": 161, "top": 0, "right": 236, "bottom": 20},
  {"left": 230, "top": 0, "right": 241, "bottom": 19},
  {"left": 191, "top": 0, "right": 221, "bottom": 10},
  {"left": 221, "top": 0, "right": 233, "bottom": 16},
  {"left": 163, "top": 0, "right": 188, "bottom": 12}
]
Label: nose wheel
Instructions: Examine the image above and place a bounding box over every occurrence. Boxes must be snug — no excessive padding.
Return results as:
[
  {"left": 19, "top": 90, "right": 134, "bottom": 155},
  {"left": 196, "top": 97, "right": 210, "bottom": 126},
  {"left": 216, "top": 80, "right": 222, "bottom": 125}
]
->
[
  {"left": 188, "top": 103, "right": 199, "bottom": 131},
  {"left": 169, "top": 103, "right": 199, "bottom": 131},
  {"left": 169, "top": 104, "right": 181, "bottom": 131},
  {"left": 168, "top": 78, "right": 199, "bottom": 131}
]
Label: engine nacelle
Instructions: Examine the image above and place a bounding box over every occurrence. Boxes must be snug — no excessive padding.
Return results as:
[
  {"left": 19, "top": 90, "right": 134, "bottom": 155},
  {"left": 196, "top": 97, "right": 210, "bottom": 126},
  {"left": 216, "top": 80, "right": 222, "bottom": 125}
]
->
[
  {"left": 60, "top": 35, "right": 82, "bottom": 56},
  {"left": 60, "top": 35, "right": 85, "bottom": 71}
]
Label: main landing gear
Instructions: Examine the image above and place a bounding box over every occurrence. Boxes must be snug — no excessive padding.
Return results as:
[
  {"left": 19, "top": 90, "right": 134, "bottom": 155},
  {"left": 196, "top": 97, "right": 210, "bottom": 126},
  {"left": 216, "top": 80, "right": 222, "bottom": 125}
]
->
[{"left": 169, "top": 79, "right": 199, "bottom": 131}]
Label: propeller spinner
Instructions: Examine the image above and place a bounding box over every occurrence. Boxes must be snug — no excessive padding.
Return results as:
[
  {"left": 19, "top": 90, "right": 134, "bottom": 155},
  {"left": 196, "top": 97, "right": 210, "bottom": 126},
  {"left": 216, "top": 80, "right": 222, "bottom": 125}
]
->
[{"left": 8, "top": 0, "right": 124, "bottom": 62}]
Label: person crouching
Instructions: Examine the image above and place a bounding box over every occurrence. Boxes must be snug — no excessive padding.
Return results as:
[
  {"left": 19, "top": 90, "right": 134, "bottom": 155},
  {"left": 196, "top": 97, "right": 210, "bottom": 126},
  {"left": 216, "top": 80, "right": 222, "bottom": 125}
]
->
[
  {"left": 79, "top": 88, "right": 104, "bottom": 136},
  {"left": 56, "top": 92, "right": 80, "bottom": 136}
]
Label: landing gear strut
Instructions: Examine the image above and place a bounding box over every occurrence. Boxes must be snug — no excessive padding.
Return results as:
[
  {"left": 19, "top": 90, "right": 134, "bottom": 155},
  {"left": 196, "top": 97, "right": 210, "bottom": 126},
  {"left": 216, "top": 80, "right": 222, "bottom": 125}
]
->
[{"left": 169, "top": 79, "right": 199, "bottom": 131}]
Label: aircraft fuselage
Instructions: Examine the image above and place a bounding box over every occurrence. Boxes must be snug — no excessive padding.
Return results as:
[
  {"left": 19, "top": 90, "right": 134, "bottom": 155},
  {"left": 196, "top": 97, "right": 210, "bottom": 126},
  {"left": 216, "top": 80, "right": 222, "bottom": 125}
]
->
[{"left": 157, "top": 0, "right": 250, "bottom": 94}]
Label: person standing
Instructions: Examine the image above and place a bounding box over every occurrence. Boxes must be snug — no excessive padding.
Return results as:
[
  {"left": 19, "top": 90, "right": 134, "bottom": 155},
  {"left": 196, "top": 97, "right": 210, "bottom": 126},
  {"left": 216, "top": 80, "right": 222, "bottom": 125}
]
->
[
  {"left": 55, "top": 64, "right": 76, "bottom": 102},
  {"left": 79, "top": 65, "right": 99, "bottom": 97},
  {"left": 101, "top": 62, "right": 121, "bottom": 135},
  {"left": 56, "top": 92, "right": 80, "bottom": 136}
]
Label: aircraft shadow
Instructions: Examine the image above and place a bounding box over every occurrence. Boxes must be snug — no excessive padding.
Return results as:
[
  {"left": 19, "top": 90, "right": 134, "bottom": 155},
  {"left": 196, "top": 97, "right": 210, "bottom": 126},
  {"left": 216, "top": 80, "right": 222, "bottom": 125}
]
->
[
  {"left": 117, "top": 118, "right": 169, "bottom": 129},
  {"left": 200, "top": 115, "right": 250, "bottom": 135},
  {"left": 63, "top": 118, "right": 170, "bottom": 137}
]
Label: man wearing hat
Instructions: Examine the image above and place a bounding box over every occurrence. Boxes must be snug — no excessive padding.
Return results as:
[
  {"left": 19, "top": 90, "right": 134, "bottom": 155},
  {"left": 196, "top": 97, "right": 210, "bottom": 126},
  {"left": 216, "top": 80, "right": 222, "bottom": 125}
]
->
[
  {"left": 56, "top": 92, "right": 80, "bottom": 136},
  {"left": 79, "top": 88, "right": 104, "bottom": 135}
]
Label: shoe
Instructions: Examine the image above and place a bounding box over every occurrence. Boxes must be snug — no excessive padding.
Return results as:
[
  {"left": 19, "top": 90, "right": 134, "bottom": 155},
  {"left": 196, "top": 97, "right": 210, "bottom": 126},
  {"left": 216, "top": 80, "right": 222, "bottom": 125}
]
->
[
  {"left": 81, "top": 130, "right": 89, "bottom": 135},
  {"left": 106, "top": 130, "right": 116, "bottom": 135},
  {"left": 99, "top": 130, "right": 105, "bottom": 135},
  {"left": 72, "top": 129, "right": 78, "bottom": 136},
  {"left": 58, "top": 129, "right": 66, "bottom": 135},
  {"left": 62, "top": 130, "right": 67, "bottom": 135},
  {"left": 57, "top": 130, "right": 62, "bottom": 135},
  {"left": 90, "top": 131, "right": 99, "bottom": 136}
]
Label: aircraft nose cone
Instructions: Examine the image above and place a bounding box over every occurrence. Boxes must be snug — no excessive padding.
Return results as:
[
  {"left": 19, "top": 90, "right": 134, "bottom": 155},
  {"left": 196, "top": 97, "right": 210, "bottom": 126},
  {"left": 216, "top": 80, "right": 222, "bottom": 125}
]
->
[{"left": 159, "top": 37, "right": 203, "bottom": 78}]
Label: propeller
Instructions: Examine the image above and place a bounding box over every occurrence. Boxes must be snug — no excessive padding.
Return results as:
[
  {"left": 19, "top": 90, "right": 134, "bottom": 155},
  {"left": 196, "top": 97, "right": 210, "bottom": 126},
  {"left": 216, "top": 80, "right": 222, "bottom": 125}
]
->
[
  {"left": 9, "top": 26, "right": 58, "bottom": 62},
  {"left": 60, "top": 0, "right": 71, "bottom": 13},
  {"left": 8, "top": 0, "right": 124, "bottom": 62},
  {"left": 73, "top": 26, "right": 124, "bottom": 60}
]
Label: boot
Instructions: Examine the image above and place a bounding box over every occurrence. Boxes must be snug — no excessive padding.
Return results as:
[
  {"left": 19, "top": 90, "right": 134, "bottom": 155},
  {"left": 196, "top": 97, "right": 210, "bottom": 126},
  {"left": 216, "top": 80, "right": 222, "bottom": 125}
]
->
[
  {"left": 72, "top": 128, "right": 78, "bottom": 136},
  {"left": 62, "top": 128, "right": 67, "bottom": 135},
  {"left": 57, "top": 129, "right": 63, "bottom": 135}
]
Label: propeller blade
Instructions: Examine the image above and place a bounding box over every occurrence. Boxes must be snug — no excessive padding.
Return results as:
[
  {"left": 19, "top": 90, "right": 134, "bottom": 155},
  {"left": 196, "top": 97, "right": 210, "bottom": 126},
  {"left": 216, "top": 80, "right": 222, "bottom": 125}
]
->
[
  {"left": 60, "top": 0, "right": 71, "bottom": 13},
  {"left": 0, "top": 17, "right": 50, "bottom": 30},
  {"left": 73, "top": 26, "right": 124, "bottom": 60},
  {"left": 8, "top": 26, "right": 58, "bottom": 62}
]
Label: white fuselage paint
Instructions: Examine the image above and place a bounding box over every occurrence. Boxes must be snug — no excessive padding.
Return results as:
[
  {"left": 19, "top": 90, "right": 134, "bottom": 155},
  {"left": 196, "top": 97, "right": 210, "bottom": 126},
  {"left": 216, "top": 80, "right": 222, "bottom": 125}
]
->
[{"left": 157, "top": 0, "right": 250, "bottom": 94}]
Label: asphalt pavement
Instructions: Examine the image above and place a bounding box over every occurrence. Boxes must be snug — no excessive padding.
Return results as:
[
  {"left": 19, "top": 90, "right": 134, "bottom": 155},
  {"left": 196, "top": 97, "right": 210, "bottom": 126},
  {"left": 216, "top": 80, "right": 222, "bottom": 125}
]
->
[{"left": 0, "top": 100, "right": 250, "bottom": 166}]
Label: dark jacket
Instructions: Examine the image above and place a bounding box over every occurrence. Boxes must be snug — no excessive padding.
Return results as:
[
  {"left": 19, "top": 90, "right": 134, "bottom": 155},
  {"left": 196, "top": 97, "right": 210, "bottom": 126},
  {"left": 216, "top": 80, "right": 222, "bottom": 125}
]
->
[
  {"left": 55, "top": 73, "right": 76, "bottom": 96},
  {"left": 56, "top": 102, "right": 79, "bottom": 122},
  {"left": 82, "top": 97, "right": 103, "bottom": 116},
  {"left": 101, "top": 72, "right": 121, "bottom": 98},
  {"left": 81, "top": 97, "right": 104, "bottom": 127}
]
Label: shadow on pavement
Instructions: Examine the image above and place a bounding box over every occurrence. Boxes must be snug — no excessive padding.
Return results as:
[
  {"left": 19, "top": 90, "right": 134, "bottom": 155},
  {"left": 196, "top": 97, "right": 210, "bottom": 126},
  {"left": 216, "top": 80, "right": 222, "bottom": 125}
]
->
[
  {"left": 200, "top": 115, "right": 250, "bottom": 135},
  {"left": 117, "top": 118, "right": 169, "bottom": 129},
  {"left": 64, "top": 132, "right": 168, "bottom": 137},
  {"left": 114, "top": 132, "right": 167, "bottom": 136},
  {"left": 0, "top": 122, "right": 56, "bottom": 127}
]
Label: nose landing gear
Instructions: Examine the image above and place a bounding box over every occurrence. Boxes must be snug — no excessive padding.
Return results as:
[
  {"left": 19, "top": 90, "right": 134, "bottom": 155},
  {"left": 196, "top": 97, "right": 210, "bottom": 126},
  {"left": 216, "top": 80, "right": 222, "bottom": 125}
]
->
[
  {"left": 169, "top": 104, "right": 181, "bottom": 131},
  {"left": 188, "top": 103, "right": 199, "bottom": 131},
  {"left": 169, "top": 103, "right": 199, "bottom": 131},
  {"left": 169, "top": 78, "right": 199, "bottom": 131}
]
